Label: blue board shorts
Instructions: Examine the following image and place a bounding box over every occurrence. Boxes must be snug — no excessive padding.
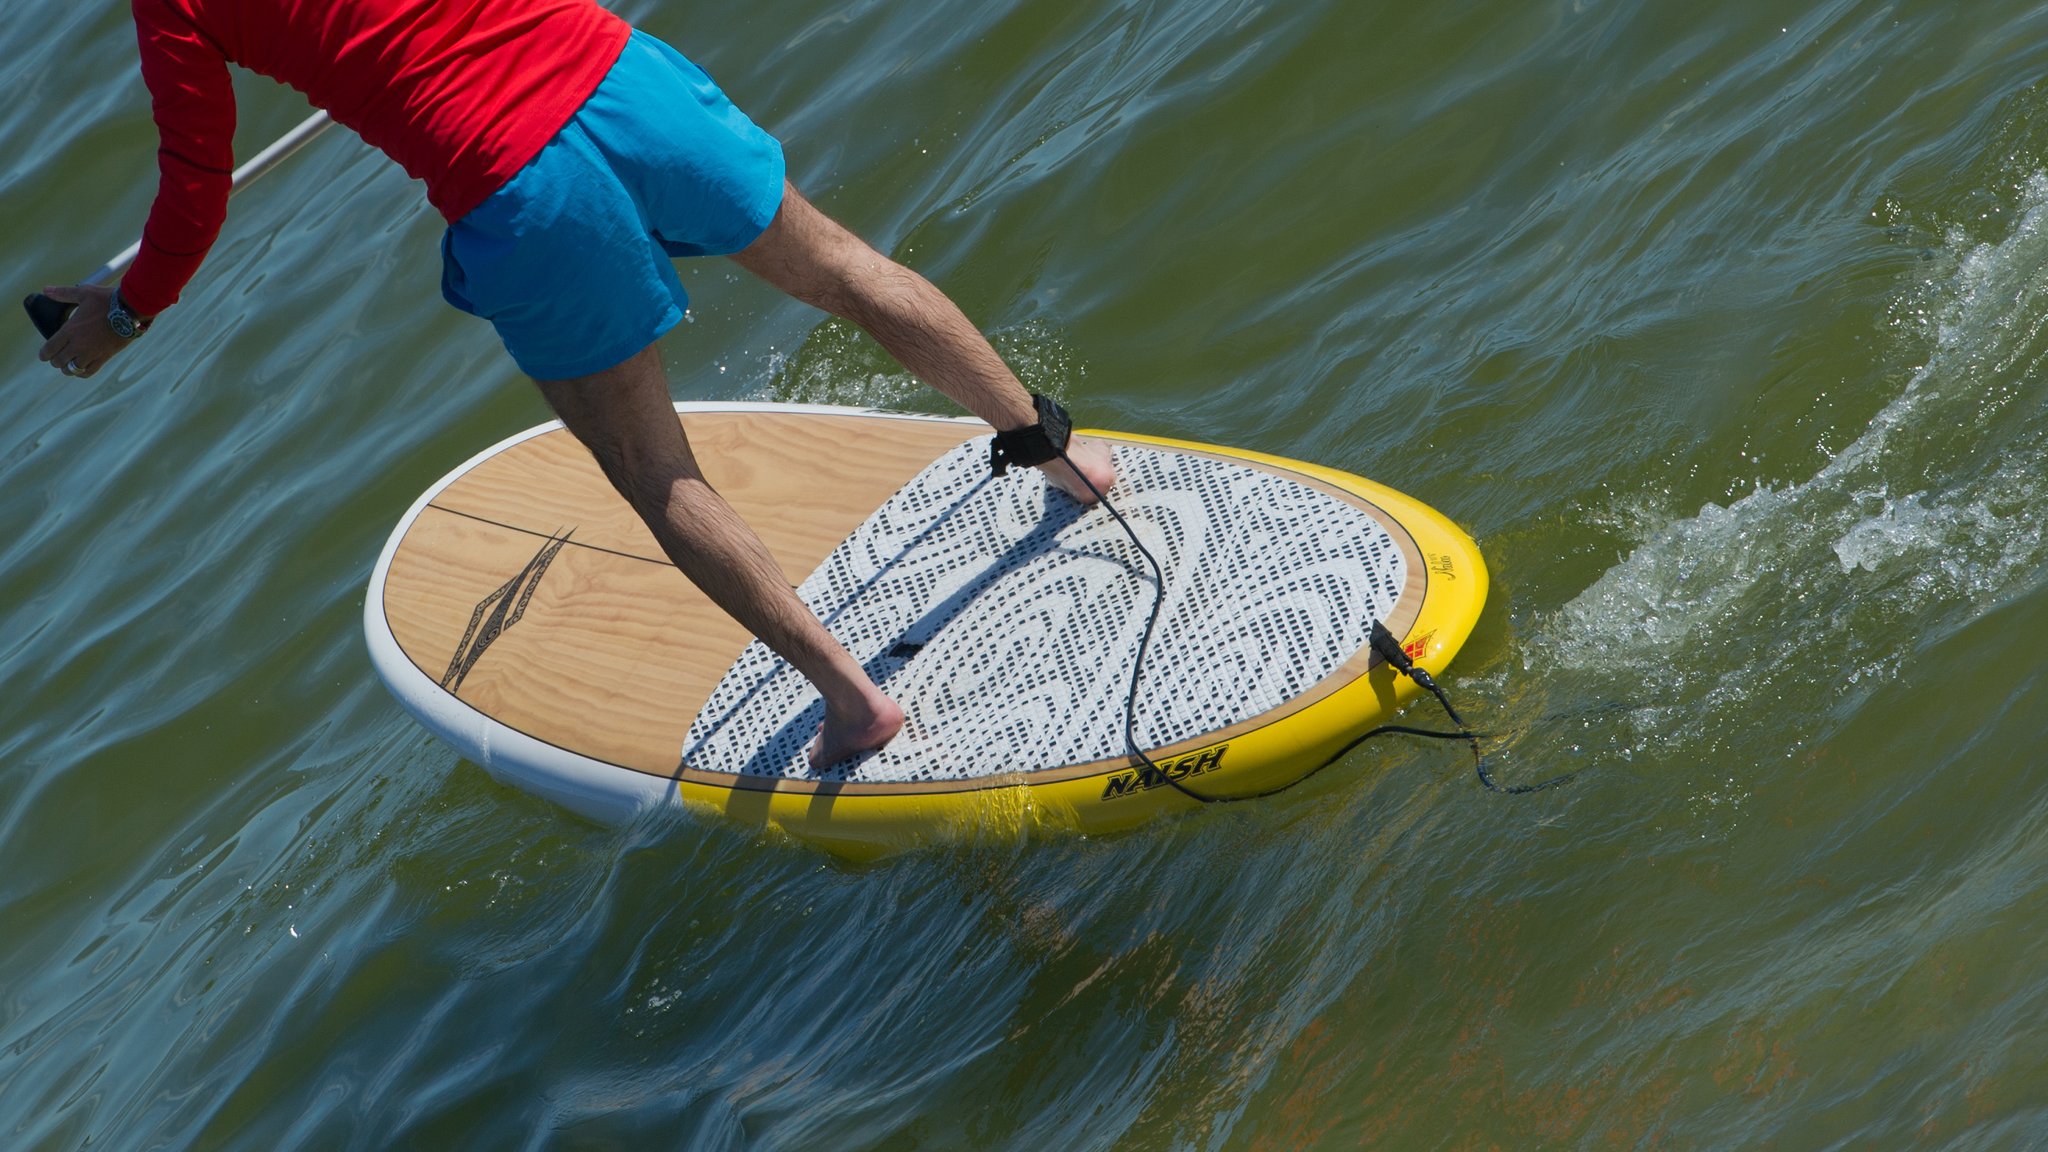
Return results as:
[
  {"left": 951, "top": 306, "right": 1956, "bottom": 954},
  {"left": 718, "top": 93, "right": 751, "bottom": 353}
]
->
[{"left": 440, "top": 30, "right": 786, "bottom": 380}]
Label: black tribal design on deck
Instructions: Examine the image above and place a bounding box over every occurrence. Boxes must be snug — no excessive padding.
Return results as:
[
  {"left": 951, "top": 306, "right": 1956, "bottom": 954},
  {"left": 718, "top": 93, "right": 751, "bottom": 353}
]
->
[
  {"left": 683, "top": 440, "right": 1406, "bottom": 784},
  {"left": 441, "top": 529, "right": 573, "bottom": 692}
]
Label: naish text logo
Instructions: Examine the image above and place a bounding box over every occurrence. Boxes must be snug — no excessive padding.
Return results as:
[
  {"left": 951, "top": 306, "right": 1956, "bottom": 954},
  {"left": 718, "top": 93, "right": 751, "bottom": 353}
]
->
[
  {"left": 441, "top": 529, "right": 572, "bottom": 692},
  {"left": 1100, "top": 745, "right": 1229, "bottom": 800}
]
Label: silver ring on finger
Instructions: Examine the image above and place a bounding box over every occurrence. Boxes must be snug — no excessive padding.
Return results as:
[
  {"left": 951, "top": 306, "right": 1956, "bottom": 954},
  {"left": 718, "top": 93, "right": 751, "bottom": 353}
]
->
[{"left": 65, "top": 359, "right": 80, "bottom": 375}]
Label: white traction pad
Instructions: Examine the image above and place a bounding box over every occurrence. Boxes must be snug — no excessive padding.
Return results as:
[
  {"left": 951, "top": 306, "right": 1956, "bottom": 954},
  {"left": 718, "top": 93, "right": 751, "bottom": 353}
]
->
[{"left": 682, "top": 439, "right": 1406, "bottom": 783}]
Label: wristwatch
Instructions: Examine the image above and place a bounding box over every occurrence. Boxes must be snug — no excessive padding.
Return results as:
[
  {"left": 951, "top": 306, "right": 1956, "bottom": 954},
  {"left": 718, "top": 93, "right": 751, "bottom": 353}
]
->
[{"left": 107, "top": 287, "right": 153, "bottom": 340}]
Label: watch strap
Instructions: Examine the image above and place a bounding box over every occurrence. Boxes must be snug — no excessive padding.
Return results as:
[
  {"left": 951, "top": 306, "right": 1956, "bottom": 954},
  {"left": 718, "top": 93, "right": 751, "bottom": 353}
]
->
[{"left": 108, "top": 287, "right": 152, "bottom": 339}]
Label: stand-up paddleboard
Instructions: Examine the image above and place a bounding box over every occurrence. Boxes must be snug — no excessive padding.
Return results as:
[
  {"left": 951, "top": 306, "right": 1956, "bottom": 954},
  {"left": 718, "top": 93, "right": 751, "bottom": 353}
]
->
[{"left": 365, "top": 402, "right": 1487, "bottom": 859}]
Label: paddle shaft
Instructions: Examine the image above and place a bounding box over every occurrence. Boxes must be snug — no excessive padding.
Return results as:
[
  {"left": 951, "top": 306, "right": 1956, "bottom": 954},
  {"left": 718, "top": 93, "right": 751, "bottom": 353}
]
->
[{"left": 24, "top": 109, "right": 334, "bottom": 339}]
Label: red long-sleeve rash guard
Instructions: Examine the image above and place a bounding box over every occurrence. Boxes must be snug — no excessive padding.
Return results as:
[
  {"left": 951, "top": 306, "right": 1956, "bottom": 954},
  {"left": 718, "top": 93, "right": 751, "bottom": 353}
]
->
[{"left": 125, "top": 0, "right": 630, "bottom": 317}]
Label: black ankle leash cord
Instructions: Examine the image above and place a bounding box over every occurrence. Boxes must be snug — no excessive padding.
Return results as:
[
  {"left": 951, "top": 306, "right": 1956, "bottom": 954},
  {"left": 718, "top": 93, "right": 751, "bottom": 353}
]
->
[
  {"left": 1046, "top": 445, "right": 1207, "bottom": 801},
  {"left": 997, "top": 396, "right": 1574, "bottom": 803},
  {"left": 1362, "top": 620, "right": 1576, "bottom": 796}
]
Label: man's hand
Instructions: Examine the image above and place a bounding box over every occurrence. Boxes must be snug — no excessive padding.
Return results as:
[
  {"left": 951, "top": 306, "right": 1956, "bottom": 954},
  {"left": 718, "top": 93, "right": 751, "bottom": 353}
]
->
[{"left": 36, "top": 284, "right": 131, "bottom": 379}]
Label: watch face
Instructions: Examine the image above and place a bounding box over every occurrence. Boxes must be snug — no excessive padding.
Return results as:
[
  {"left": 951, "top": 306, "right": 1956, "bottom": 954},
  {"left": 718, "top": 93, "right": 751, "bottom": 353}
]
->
[{"left": 107, "top": 294, "right": 145, "bottom": 339}]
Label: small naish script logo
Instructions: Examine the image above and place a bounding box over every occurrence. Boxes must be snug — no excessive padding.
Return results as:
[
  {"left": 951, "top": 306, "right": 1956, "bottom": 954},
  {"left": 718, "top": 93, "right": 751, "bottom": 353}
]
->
[
  {"left": 1428, "top": 553, "right": 1457, "bottom": 580},
  {"left": 441, "top": 529, "right": 573, "bottom": 692},
  {"left": 1100, "top": 745, "right": 1229, "bottom": 800}
]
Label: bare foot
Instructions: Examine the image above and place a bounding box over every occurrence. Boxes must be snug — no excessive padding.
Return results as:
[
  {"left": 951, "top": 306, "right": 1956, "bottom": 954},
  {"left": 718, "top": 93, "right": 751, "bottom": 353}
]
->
[
  {"left": 1036, "top": 434, "right": 1117, "bottom": 505},
  {"left": 809, "top": 691, "right": 905, "bottom": 770}
]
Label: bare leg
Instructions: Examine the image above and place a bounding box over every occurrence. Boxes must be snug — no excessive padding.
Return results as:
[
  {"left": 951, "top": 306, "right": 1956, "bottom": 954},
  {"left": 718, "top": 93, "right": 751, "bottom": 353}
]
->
[
  {"left": 535, "top": 346, "right": 902, "bottom": 768},
  {"left": 728, "top": 181, "right": 1117, "bottom": 501}
]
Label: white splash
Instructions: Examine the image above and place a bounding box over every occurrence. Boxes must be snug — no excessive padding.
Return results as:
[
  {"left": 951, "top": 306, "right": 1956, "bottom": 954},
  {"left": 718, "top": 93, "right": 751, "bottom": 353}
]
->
[{"left": 1543, "top": 172, "right": 2048, "bottom": 692}]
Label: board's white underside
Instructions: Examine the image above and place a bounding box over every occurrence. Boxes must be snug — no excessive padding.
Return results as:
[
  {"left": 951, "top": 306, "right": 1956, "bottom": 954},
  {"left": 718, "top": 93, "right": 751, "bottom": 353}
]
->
[{"left": 682, "top": 438, "right": 1406, "bottom": 783}]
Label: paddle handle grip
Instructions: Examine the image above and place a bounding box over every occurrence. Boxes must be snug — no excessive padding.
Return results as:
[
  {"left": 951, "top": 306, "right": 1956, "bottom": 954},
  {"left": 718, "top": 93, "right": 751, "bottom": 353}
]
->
[{"left": 24, "top": 293, "right": 74, "bottom": 340}]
